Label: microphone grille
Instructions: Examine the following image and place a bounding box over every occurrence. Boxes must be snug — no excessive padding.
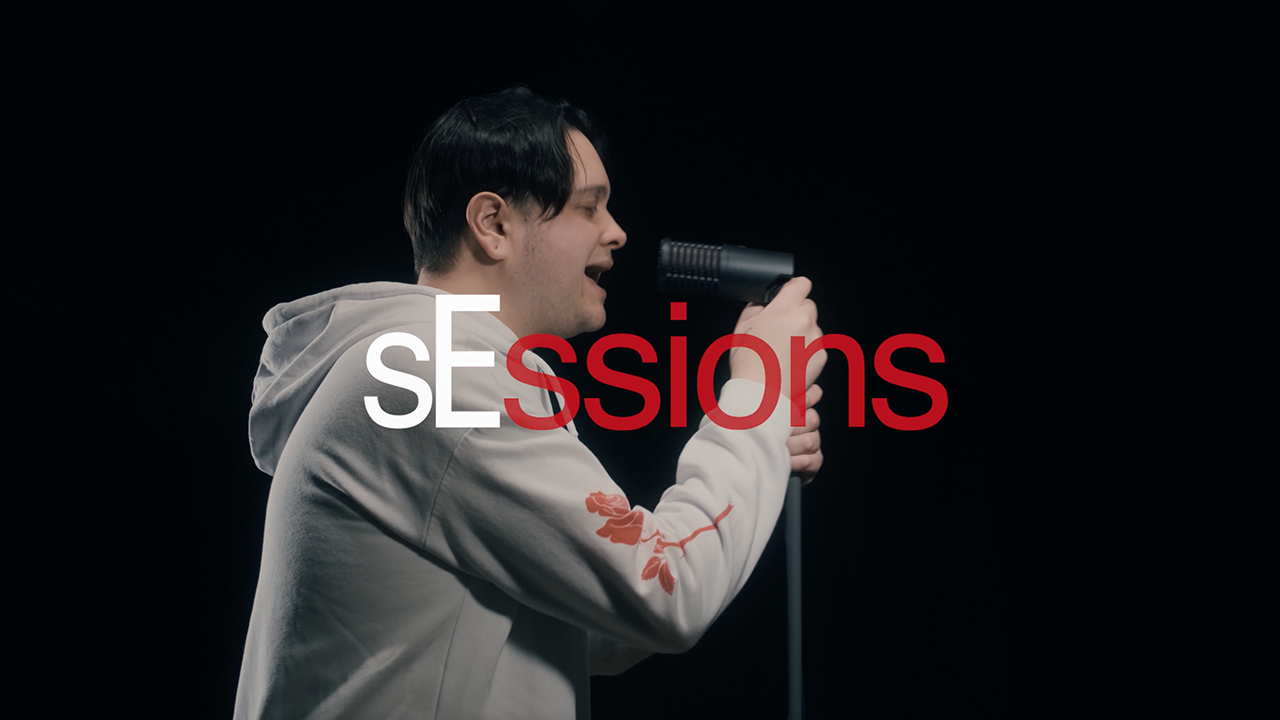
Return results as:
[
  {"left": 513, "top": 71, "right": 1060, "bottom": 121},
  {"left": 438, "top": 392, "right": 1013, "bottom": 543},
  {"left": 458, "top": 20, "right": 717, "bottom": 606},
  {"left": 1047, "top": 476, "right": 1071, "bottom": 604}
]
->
[{"left": 657, "top": 238, "right": 723, "bottom": 296}]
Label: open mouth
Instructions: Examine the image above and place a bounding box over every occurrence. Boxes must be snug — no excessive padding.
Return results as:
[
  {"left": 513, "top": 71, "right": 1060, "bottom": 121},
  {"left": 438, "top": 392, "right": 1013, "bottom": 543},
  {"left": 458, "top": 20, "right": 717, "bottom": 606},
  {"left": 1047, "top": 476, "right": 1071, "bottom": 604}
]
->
[{"left": 585, "top": 263, "right": 610, "bottom": 284}]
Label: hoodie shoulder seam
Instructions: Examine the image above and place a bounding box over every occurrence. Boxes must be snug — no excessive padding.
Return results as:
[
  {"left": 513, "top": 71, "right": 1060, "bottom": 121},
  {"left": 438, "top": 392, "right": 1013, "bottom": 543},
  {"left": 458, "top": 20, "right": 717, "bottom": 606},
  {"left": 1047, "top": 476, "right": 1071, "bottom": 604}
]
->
[{"left": 420, "top": 426, "right": 476, "bottom": 551}]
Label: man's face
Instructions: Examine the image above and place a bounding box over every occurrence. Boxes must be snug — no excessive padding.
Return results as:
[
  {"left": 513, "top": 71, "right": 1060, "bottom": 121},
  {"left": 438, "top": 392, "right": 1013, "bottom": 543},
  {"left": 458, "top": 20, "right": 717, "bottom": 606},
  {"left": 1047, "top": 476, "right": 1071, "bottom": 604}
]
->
[{"left": 513, "top": 128, "right": 627, "bottom": 338}]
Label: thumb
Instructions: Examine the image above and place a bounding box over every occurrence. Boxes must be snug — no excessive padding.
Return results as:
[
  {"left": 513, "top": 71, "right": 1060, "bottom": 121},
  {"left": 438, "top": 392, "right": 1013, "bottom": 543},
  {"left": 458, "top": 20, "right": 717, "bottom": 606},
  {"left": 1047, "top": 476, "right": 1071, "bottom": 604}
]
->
[{"left": 768, "top": 276, "right": 813, "bottom": 307}]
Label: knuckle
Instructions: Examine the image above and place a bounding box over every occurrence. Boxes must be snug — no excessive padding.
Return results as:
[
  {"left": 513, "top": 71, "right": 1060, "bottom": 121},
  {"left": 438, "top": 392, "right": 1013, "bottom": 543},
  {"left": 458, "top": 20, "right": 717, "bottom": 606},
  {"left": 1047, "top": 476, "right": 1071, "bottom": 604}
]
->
[{"left": 806, "top": 386, "right": 822, "bottom": 408}]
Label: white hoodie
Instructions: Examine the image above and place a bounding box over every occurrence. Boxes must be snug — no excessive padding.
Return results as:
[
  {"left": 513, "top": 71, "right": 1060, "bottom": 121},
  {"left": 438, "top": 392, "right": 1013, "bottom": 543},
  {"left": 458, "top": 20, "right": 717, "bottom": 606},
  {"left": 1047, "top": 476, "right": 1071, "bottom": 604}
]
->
[{"left": 236, "top": 282, "right": 793, "bottom": 719}]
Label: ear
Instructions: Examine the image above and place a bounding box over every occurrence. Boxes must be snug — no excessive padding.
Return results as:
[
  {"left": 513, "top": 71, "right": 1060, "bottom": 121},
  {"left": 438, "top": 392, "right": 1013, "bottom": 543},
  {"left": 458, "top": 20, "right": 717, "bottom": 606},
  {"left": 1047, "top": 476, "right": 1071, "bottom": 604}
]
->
[{"left": 465, "top": 191, "right": 516, "bottom": 262}]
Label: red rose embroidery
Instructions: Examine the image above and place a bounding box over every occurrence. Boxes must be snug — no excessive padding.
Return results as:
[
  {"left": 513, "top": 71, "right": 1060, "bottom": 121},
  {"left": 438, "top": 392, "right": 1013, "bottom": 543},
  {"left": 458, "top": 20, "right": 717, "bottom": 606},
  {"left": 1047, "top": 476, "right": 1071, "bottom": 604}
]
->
[
  {"left": 585, "top": 492, "right": 646, "bottom": 545},
  {"left": 585, "top": 491, "right": 632, "bottom": 519},
  {"left": 597, "top": 510, "right": 645, "bottom": 545},
  {"left": 586, "top": 490, "right": 733, "bottom": 596}
]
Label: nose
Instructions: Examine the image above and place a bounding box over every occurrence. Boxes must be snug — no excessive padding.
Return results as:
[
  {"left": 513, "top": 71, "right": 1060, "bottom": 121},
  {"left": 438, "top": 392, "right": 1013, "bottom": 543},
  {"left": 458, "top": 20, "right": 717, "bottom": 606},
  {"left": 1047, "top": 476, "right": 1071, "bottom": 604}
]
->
[{"left": 602, "top": 209, "right": 627, "bottom": 250}]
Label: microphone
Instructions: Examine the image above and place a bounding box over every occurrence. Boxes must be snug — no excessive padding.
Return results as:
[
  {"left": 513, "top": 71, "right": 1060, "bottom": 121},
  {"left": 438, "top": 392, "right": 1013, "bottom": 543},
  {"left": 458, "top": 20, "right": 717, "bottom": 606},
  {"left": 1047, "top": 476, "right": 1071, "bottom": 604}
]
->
[
  {"left": 655, "top": 237, "right": 806, "bottom": 719},
  {"left": 656, "top": 238, "right": 795, "bottom": 304}
]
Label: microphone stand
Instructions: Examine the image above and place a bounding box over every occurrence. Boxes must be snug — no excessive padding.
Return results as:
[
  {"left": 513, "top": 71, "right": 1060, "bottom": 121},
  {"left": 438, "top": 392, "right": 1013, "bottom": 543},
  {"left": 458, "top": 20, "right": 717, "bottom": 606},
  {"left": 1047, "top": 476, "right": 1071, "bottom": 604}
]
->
[
  {"left": 786, "top": 472, "right": 803, "bottom": 720},
  {"left": 766, "top": 276, "right": 805, "bottom": 720},
  {"left": 657, "top": 239, "right": 804, "bottom": 718}
]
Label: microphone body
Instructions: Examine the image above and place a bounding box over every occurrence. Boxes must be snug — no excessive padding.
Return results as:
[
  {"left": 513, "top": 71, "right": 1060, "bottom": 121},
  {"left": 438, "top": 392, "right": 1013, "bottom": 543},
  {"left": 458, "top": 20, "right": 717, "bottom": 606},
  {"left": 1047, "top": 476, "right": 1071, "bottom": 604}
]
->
[{"left": 656, "top": 238, "right": 795, "bottom": 304}]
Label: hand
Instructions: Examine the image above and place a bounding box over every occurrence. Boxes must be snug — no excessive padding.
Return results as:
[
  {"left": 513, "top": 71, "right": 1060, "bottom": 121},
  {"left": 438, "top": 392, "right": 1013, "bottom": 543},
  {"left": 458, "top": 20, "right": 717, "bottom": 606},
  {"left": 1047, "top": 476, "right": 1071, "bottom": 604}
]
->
[
  {"left": 730, "top": 277, "right": 827, "bottom": 397},
  {"left": 788, "top": 383, "right": 823, "bottom": 484}
]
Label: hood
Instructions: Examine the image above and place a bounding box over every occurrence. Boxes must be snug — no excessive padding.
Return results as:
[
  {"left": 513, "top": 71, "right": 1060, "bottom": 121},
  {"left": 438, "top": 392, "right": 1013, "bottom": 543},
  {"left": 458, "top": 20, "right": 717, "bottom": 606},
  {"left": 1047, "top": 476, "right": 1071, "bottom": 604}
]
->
[{"left": 248, "top": 281, "right": 521, "bottom": 475}]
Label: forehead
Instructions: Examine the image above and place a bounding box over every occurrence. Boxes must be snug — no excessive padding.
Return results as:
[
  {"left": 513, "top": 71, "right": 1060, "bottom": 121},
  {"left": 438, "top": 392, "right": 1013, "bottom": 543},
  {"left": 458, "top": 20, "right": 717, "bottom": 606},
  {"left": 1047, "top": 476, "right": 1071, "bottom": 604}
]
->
[{"left": 567, "top": 128, "right": 608, "bottom": 190}]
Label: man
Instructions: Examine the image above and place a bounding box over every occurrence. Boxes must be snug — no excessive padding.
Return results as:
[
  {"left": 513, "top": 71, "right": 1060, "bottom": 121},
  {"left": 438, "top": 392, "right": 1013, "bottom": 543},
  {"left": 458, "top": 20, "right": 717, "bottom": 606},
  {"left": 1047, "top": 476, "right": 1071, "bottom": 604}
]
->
[{"left": 236, "top": 86, "right": 826, "bottom": 719}]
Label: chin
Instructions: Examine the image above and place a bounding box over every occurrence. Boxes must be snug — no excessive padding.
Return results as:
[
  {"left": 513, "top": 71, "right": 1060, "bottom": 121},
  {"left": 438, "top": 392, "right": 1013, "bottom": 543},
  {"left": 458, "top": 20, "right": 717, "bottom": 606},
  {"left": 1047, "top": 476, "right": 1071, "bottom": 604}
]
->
[
  {"left": 567, "top": 310, "right": 606, "bottom": 338},
  {"left": 588, "top": 306, "right": 607, "bottom": 332}
]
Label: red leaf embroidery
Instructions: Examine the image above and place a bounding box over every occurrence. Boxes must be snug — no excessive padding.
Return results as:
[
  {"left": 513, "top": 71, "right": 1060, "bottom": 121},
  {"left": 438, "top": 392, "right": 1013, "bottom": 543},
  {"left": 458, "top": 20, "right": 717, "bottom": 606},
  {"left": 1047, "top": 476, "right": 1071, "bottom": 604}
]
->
[
  {"left": 657, "top": 563, "right": 675, "bottom": 595},
  {"left": 641, "top": 556, "right": 663, "bottom": 580}
]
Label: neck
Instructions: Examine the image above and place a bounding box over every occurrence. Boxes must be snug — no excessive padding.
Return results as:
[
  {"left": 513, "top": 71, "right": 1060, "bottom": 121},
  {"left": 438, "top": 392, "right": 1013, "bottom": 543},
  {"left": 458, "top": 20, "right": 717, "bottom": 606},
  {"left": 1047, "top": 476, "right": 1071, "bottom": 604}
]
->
[{"left": 417, "top": 268, "right": 534, "bottom": 338}]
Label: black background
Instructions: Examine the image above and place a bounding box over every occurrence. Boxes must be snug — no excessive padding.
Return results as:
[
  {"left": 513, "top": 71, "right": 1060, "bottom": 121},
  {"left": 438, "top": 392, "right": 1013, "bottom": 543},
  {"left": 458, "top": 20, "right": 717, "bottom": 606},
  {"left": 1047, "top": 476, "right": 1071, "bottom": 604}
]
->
[{"left": 19, "top": 8, "right": 1215, "bottom": 718}]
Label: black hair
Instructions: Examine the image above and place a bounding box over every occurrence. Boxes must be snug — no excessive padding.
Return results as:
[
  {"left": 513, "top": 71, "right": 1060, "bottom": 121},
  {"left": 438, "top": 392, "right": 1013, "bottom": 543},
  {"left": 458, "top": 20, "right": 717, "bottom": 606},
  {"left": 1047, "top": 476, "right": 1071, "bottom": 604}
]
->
[{"left": 403, "top": 85, "right": 605, "bottom": 275}]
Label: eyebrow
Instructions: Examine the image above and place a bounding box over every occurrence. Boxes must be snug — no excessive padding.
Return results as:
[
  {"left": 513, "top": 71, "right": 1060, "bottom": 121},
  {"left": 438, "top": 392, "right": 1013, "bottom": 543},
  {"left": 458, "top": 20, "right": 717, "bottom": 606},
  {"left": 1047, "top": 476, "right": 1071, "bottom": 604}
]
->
[{"left": 573, "top": 185, "right": 610, "bottom": 200}]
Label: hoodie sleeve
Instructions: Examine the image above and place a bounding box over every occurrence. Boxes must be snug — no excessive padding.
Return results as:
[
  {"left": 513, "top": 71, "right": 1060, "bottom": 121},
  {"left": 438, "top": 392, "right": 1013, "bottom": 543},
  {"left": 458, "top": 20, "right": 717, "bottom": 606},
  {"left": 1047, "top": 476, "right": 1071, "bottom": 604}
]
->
[{"left": 421, "top": 376, "right": 793, "bottom": 655}]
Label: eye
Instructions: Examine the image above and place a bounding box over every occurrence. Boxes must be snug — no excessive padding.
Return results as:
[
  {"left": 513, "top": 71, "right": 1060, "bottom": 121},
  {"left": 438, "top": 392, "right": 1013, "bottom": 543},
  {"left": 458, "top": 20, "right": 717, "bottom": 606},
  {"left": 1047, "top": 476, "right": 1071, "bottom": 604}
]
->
[{"left": 582, "top": 204, "right": 598, "bottom": 217}]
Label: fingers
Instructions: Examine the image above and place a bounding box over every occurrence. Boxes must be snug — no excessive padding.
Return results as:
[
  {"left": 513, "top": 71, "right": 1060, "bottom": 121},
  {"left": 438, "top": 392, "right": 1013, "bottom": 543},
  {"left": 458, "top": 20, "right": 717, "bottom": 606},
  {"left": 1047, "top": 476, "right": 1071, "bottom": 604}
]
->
[
  {"left": 789, "top": 394, "right": 822, "bottom": 483},
  {"left": 770, "top": 276, "right": 813, "bottom": 307},
  {"left": 792, "top": 448, "right": 823, "bottom": 485},
  {"left": 801, "top": 298, "right": 818, "bottom": 325},
  {"left": 805, "top": 347, "right": 828, "bottom": 389},
  {"left": 786, "top": 428, "right": 820, "bottom": 456},
  {"left": 801, "top": 383, "right": 823, "bottom": 411},
  {"left": 791, "top": 406, "right": 820, "bottom": 436},
  {"left": 807, "top": 321, "right": 824, "bottom": 345}
]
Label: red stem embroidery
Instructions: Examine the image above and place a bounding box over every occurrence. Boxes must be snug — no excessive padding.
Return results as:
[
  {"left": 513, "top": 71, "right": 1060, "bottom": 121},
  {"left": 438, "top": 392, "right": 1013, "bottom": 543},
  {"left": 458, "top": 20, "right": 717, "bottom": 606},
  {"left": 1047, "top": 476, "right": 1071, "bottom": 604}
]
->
[
  {"left": 653, "top": 503, "right": 734, "bottom": 557},
  {"left": 585, "top": 491, "right": 734, "bottom": 595}
]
